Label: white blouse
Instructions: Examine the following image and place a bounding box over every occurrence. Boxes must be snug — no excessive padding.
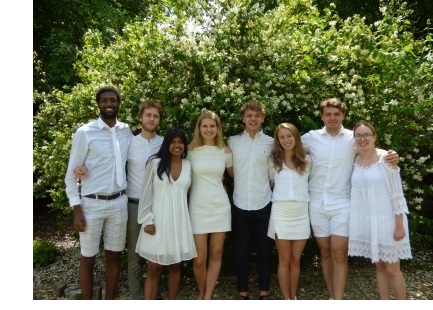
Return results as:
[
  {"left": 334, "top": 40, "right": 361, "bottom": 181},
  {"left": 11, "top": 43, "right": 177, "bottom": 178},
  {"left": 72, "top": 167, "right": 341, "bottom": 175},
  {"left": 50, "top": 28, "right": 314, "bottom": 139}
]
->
[{"left": 268, "top": 154, "right": 311, "bottom": 203}]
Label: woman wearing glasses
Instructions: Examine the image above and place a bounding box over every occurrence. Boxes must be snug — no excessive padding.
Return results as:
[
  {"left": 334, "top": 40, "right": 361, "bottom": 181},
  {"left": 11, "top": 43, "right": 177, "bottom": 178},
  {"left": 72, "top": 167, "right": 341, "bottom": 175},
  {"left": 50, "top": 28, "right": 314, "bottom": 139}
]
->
[{"left": 348, "top": 121, "right": 412, "bottom": 300}]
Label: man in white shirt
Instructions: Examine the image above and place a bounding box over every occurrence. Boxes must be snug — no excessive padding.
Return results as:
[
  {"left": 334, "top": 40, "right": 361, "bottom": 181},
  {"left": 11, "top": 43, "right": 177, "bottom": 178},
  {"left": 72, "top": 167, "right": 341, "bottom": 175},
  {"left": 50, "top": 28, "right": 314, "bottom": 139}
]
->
[
  {"left": 126, "top": 100, "right": 163, "bottom": 299},
  {"left": 65, "top": 86, "right": 133, "bottom": 299},
  {"left": 301, "top": 98, "right": 398, "bottom": 300},
  {"left": 228, "top": 100, "right": 274, "bottom": 300}
]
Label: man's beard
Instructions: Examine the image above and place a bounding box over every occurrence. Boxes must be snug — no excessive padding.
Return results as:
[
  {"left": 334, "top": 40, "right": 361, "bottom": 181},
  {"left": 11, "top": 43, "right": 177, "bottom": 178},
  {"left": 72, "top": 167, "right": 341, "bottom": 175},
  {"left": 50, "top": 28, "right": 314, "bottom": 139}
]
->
[
  {"left": 142, "top": 123, "right": 158, "bottom": 133},
  {"left": 100, "top": 109, "right": 118, "bottom": 119}
]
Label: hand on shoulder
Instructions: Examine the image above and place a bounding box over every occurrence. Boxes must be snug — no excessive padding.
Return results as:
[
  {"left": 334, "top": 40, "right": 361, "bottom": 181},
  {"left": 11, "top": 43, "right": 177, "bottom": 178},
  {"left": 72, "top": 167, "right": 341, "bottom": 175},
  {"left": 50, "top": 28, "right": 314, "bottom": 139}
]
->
[{"left": 383, "top": 149, "right": 398, "bottom": 169}]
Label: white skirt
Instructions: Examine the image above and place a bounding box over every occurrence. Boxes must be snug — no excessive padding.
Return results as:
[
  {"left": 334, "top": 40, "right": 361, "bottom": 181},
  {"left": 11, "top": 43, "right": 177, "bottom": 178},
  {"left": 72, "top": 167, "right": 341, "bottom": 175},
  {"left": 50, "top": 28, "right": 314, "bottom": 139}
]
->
[{"left": 268, "top": 201, "right": 310, "bottom": 240}]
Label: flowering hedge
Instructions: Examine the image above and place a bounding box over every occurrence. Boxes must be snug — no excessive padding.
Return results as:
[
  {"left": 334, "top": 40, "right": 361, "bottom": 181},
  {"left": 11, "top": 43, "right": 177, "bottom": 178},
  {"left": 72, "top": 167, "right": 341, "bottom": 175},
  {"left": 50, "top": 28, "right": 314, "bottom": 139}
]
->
[{"left": 34, "top": 0, "right": 433, "bottom": 244}]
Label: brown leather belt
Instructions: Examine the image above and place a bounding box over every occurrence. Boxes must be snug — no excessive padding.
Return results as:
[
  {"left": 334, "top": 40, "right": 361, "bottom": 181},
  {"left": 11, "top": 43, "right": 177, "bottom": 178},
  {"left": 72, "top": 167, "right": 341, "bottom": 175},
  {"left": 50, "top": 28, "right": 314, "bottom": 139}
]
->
[{"left": 84, "top": 190, "right": 126, "bottom": 200}]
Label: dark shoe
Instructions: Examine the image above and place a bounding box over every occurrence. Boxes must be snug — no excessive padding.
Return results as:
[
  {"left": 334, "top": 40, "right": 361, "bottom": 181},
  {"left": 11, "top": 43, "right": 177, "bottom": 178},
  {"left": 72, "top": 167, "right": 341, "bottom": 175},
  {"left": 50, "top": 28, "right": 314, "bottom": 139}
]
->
[
  {"left": 238, "top": 293, "right": 249, "bottom": 300},
  {"left": 258, "top": 294, "right": 270, "bottom": 300}
]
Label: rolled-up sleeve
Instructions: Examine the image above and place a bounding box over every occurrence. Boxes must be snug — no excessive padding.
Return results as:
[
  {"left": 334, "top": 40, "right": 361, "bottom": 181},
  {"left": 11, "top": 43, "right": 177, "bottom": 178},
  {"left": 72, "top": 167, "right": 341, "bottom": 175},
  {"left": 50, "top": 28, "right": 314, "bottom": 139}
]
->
[{"left": 65, "top": 129, "right": 88, "bottom": 207}]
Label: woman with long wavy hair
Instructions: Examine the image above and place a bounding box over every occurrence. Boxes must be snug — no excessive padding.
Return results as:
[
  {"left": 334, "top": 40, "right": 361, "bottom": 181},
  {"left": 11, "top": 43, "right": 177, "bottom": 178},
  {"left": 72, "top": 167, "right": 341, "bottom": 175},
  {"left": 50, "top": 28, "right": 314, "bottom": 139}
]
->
[{"left": 268, "top": 123, "right": 311, "bottom": 300}]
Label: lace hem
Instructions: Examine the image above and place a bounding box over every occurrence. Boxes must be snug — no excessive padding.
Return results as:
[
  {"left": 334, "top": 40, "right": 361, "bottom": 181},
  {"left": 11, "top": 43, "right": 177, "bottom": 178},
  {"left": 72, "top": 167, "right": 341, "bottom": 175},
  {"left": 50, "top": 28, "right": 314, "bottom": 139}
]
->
[{"left": 349, "top": 240, "right": 412, "bottom": 263}]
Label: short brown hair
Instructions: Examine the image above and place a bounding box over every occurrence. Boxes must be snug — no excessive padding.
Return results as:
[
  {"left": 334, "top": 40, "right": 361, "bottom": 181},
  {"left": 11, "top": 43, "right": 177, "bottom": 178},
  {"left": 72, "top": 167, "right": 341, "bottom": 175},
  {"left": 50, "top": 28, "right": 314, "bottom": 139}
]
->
[
  {"left": 241, "top": 100, "right": 266, "bottom": 116},
  {"left": 139, "top": 100, "right": 163, "bottom": 119},
  {"left": 319, "top": 98, "right": 347, "bottom": 115}
]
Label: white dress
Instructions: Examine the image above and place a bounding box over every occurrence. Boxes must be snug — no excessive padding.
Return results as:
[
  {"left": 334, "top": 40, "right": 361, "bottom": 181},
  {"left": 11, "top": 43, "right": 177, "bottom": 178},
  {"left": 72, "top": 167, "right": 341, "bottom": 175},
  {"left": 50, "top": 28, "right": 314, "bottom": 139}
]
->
[
  {"left": 135, "top": 158, "right": 197, "bottom": 265},
  {"left": 267, "top": 156, "right": 311, "bottom": 240},
  {"left": 187, "top": 146, "right": 233, "bottom": 234},
  {"left": 349, "top": 151, "right": 412, "bottom": 263}
]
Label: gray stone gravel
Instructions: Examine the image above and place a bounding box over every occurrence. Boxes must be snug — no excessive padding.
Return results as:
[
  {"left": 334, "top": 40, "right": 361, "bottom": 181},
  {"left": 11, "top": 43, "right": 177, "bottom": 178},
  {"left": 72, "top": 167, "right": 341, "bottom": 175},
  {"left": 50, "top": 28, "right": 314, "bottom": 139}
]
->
[{"left": 33, "top": 232, "right": 433, "bottom": 300}]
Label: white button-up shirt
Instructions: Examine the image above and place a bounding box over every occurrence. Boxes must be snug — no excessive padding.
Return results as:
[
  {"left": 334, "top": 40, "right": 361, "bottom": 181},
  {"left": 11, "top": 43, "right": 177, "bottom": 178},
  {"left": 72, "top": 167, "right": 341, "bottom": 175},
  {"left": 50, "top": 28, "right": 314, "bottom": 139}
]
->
[
  {"left": 126, "top": 134, "right": 163, "bottom": 199},
  {"left": 65, "top": 117, "right": 132, "bottom": 207},
  {"left": 301, "top": 126, "right": 356, "bottom": 210},
  {"left": 228, "top": 130, "right": 274, "bottom": 211},
  {"left": 269, "top": 155, "right": 311, "bottom": 203}
]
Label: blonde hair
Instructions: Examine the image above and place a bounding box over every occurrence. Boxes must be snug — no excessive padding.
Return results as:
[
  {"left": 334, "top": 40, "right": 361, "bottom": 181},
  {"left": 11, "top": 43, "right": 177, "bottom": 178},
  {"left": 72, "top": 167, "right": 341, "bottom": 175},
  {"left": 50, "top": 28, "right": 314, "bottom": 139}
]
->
[
  {"left": 270, "top": 123, "right": 308, "bottom": 174},
  {"left": 190, "top": 110, "right": 225, "bottom": 148}
]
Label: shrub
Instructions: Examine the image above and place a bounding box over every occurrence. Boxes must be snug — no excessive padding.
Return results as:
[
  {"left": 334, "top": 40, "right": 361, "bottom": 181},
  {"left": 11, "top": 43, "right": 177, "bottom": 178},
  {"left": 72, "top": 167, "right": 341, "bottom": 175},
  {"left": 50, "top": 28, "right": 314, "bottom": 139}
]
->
[
  {"left": 33, "top": 239, "right": 59, "bottom": 267},
  {"left": 33, "top": 0, "right": 433, "bottom": 247}
]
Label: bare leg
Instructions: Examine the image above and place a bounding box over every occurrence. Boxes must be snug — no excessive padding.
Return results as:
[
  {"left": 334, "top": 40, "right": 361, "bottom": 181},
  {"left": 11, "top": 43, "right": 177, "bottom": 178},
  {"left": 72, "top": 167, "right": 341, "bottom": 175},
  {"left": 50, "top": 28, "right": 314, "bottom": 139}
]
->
[
  {"left": 204, "top": 232, "right": 226, "bottom": 299},
  {"left": 330, "top": 235, "right": 348, "bottom": 300},
  {"left": 104, "top": 250, "right": 121, "bottom": 299},
  {"left": 383, "top": 261, "right": 407, "bottom": 300},
  {"left": 274, "top": 236, "right": 291, "bottom": 299},
  {"left": 289, "top": 239, "right": 307, "bottom": 300},
  {"left": 144, "top": 261, "right": 163, "bottom": 300},
  {"left": 376, "top": 261, "right": 391, "bottom": 299},
  {"left": 193, "top": 234, "right": 208, "bottom": 299},
  {"left": 167, "top": 263, "right": 181, "bottom": 300},
  {"left": 79, "top": 255, "right": 96, "bottom": 299},
  {"left": 315, "top": 236, "right": 334, "bottom": 299}
]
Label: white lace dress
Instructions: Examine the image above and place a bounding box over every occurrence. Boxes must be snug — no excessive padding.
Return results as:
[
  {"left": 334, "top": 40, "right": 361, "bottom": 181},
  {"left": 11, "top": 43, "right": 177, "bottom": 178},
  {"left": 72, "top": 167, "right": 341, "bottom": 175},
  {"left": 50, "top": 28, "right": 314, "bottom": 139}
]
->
[
  {"left": 135, "top": 158, "right": 197, "bottom": 265},
  {"left": 349, "top": 151, "right": 412, "bottom": 263}
]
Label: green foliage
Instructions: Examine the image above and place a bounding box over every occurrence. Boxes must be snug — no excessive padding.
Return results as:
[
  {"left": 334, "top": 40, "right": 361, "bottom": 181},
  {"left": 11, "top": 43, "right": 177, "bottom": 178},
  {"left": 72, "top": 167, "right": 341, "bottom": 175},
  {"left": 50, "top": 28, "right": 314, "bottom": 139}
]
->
[
  {"left": 33, "top": 240, "right": 59, "bottom": 268},
  {"left": 34, "top": 0, "right": 433, "bottom": 245}
]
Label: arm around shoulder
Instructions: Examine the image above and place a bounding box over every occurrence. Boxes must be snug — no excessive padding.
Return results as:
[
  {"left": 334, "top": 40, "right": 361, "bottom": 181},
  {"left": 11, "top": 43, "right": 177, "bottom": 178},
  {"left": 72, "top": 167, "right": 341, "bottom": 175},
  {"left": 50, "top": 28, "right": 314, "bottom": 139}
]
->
[
  {"left": 225, "top": 146, "right": 234, "bottom": 177},
  {"left": 384, "top": 149, "right": 400, "bottom": 166}
]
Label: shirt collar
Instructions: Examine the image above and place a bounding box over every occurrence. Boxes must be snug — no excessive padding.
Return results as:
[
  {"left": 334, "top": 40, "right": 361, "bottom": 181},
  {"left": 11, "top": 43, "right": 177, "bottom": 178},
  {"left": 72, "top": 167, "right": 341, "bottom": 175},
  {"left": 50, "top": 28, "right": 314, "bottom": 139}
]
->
[
  {"left": 97, "top": 116, "right": 119, "bottom": 130},
  {"left": 319, "top": 125, "right": 345, "bottom": 136},
  {"left": 242, "top": 129, "right": 264, "bottom": 138}
]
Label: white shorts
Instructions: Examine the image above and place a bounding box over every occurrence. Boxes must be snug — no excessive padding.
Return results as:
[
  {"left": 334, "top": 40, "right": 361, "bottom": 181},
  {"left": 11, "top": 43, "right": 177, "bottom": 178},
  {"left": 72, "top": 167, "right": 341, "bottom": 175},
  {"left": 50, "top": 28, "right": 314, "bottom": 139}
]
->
[
  {"left": 309, "top": 204, "right": 349, "bottom": 238},
  {"left": 79, "top": 195, "right": 128, "bottom": 257}
]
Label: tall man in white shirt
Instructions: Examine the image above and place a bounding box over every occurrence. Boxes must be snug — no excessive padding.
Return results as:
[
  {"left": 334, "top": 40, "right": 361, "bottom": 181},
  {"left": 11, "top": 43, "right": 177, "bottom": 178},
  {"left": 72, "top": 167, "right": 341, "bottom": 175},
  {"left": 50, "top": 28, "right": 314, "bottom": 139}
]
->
[
  {"left": 228, "top": 100, "right": 274, "bottom": 300},
  {"left": 126, "top": 100, "right": 163, "bottom": 299},
  {"left": 301, "top": 98, "right": 398, "bottom": 299},
  {"left": 65, "top": 86, "right": 133, "bottom": 299}
]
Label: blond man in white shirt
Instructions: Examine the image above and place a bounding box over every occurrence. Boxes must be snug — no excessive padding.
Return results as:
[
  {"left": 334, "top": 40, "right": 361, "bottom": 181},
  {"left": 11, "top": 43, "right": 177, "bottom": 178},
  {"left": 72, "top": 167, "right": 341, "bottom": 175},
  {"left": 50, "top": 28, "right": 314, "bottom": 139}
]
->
[
  {"left": 301, "top": 98, "right": 398, "bottom": 300},
  {"left": 126, "top": 101, "right": 163, "bottom": 299},
  {"left": 228, "top": 100, "right": 274, "bottom": 300},
  {"left": 65, "top": 86, "right": 133, "bottom": 299}
]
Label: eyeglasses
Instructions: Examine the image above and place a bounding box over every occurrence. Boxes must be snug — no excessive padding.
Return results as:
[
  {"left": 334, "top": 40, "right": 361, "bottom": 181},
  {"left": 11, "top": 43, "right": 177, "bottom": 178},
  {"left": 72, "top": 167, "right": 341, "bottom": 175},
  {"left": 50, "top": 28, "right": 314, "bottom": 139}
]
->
[{"left": 354, "top": 133, "right": 374, "bottom": 141}]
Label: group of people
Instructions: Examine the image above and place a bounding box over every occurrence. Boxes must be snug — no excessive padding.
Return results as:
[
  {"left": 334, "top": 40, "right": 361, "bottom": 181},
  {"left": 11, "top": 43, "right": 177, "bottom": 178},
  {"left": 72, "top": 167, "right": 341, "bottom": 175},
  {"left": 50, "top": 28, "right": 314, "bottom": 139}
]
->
[{"left": 65, "top": 86, "right": 412, "bottom": 300}]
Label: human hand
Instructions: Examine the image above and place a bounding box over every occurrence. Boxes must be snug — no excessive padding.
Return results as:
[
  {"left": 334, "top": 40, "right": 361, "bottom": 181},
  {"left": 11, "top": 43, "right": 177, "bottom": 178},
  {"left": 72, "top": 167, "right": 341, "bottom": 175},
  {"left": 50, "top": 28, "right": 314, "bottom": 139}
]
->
[
  {"left": 72, "top": 206, "right": 86, "bottom": 232},
  {"left": 385, "top": 150, "right": 399, "bottom": 165},
  {"left": 144, "top": 224, "right": 156, "bottom": 235},
  {"left": 394, "top": 225, "right": 406, "bottom": 241},
  {"left": 74, "top": 165, "right": 88, "bottom": 180}
]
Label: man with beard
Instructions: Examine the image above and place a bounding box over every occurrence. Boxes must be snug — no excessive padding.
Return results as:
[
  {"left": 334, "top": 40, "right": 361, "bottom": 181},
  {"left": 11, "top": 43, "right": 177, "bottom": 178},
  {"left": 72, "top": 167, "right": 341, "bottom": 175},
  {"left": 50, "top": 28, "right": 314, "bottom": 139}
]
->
[
  {"left": 65, "top": 86, "right": 132, "bottom": 299},
  {"left": 126, "top": 101, "right": 163, "bottom": 299}
]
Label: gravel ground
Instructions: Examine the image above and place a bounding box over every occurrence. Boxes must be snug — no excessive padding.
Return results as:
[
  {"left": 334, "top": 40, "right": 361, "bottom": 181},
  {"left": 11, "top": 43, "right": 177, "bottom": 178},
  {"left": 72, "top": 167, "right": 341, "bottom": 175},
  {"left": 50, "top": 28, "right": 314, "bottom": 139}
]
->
[{"left": 33, "top": 207, "right": 433, "bottom": 300}]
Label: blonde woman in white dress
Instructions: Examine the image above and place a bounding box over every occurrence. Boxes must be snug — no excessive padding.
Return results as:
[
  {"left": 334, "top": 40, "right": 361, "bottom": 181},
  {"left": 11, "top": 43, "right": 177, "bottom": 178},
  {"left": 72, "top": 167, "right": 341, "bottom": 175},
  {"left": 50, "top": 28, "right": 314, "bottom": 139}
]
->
[
  {"left": 187, "top": 110, "right": 234, "bottom": 299},
  {"left": 268, "top": 123, "right": 311, "bottom": 300},
  {"left": 349, "top": 121, "right": 412, "bottom": 300}
]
